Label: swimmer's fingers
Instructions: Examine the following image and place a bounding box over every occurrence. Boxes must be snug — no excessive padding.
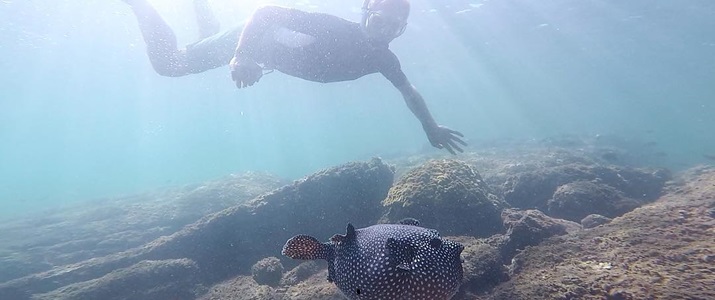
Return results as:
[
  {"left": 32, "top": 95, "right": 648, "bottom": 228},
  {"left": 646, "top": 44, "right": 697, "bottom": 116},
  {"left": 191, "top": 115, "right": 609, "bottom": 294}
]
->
[
  {"left": 232, "top": 70, "right": 247, "bottom": 89},
  {"left": 447, "top": 128, "right": 465, "bottom": 140},
  {"left": 450, "top": 132, "right": 467, "bottom": 147},
  {"left": 443, "top": 142, "right": 457, "bottom": 155},
  {"left": 446, "top": 139, "right": 464, "bottom": 154},
  {"left": 241, "top": 74, "right": 261, "bottom": 88},
  {"left": 233, "top": 66, "right": 263, "bottom": 89},
  {"left": 231, "top": 58, "right": 262, "bottom": 89},
  {"left": 436, "top": 125, "right": 467, "bottom": 155}
]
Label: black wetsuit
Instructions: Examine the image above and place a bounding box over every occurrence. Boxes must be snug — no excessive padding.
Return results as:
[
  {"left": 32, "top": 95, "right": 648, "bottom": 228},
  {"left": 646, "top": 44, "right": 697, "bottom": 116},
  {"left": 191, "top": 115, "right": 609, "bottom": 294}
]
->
[{"left": 185, "top": 9, "right": 408, "bottom": 87}]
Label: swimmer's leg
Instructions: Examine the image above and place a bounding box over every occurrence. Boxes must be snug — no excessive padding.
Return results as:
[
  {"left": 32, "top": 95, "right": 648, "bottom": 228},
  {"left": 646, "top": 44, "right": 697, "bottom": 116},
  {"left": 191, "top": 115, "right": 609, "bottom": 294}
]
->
[
  {"left": 194, "top": 0, "right": 221, "bottom": 38},
  {"left": 123, "top": 0, "right": 190, "bottom": 76}
]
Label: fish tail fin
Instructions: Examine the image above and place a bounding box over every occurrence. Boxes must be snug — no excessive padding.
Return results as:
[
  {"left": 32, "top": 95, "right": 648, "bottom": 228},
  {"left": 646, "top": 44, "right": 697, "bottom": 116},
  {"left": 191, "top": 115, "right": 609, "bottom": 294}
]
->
[{"left": 282, "top": 234, "right": 332, "bottom": 260}]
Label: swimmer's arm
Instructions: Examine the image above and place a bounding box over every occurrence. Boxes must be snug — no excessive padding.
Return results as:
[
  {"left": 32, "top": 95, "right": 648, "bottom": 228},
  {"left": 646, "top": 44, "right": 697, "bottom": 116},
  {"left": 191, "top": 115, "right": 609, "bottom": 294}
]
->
[
  {"left": 380, "top": 55, "right": 439, "bottom": 134},
  {"left": 394, "top": 78, "right": 467, "bottom": 154},
  {"left": 395, "top": 81, "right": 439, "bottom": 132}
]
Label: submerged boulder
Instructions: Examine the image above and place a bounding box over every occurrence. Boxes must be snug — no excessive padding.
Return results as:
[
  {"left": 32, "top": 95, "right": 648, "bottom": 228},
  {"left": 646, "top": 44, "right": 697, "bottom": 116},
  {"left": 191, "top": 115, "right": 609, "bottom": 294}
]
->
[
  {"left": 196, "top": 276, "right": 278, "bottom": 300},
  {"left": 282, "top": 269, "right": 343, "bottom": 300},
  {"left": 31, "top": 259, "right": 200, "bottom": 300},
  {"left": 280, "top": 261, "right": 325, "bottom": 286},
  {"left": 251, "top": 257, "right": 284, "bottom": 287},
  {"left": 0, "top": 158, "right": 395, "bottom": 298},
  {"left": 580, "top": 214, "right": 613, "bottom": 229},
  {"left": 500, "top": 164, "right": 670, "bottom": 213},
  {"left": 381, "top": 159, "right": 507, "bottom": 237},
  {"left": 488, "top": 169, "right": 715, "bottom": 299},
  {"left": 451, "top": 236, "right": 507, "bottom": 297},
  {"left": 498, "top": 209, "right": 580, "bottom": 262},
  {"left": 547, "top": 180, "right": 642, "bottom": 222}
]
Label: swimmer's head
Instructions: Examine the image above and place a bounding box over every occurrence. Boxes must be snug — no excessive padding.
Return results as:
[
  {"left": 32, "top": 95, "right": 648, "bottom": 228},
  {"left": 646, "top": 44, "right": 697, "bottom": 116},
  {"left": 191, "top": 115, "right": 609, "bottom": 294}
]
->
[{"left": 361, "top": 0, "right": 410, "bottom": 42}]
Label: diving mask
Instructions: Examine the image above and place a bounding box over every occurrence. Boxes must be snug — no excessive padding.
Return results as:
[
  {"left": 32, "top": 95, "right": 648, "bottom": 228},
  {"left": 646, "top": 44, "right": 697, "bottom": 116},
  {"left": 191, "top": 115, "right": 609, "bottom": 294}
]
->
[{"left": 362, "top": 9, "right": 407, "bottom": 40}]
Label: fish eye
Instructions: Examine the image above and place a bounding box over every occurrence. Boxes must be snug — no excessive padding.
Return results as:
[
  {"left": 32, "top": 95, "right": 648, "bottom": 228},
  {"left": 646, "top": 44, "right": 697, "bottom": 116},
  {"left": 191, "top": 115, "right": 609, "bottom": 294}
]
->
[
  {"left": 429, "top": 237, "right": 442, "bottom": 248},
  {"left": 356, "top": 288, "right": 361, "bottom": 295}
]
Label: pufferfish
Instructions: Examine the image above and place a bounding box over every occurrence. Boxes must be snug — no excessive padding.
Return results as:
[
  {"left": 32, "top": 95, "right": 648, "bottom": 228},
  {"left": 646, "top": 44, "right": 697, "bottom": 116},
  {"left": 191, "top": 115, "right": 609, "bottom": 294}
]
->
[{"left": 282, "top": 219, "right": 464, "bottom": 300}]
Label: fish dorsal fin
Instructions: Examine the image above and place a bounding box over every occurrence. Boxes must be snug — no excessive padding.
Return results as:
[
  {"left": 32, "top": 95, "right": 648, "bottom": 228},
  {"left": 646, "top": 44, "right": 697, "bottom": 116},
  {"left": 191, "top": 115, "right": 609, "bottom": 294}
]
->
[
  {"left": 346, "top": 223, "right": 356, "bottom": 240},
  {"left": 329, "top": 223, "right": 357, "bottom": 245},
  {"left": 398, "top": 218, "right": 420, "bottom": 226},
  {"left": 282, "top": 235, "right": 332, "bottom": 260}
]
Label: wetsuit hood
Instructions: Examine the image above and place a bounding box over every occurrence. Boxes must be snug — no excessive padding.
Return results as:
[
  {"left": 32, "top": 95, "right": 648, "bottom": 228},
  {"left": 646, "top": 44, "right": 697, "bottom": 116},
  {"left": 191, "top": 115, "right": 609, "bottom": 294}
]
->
[{"left": 361, "top": 0, "right": 410, "bottom": 42}]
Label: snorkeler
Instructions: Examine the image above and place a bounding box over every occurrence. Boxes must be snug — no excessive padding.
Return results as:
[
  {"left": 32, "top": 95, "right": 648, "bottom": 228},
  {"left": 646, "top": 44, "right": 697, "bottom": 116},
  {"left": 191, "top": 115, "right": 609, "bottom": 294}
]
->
[{"left": 122, "top": 0, "right": 466, "bottom": 154}]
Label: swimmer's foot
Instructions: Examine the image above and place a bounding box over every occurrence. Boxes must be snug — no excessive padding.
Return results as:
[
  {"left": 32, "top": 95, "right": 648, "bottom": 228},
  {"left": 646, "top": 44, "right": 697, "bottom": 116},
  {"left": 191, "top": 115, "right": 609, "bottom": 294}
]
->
[{"left": 193, "top": 0, "right": 220, "bottom": 37}]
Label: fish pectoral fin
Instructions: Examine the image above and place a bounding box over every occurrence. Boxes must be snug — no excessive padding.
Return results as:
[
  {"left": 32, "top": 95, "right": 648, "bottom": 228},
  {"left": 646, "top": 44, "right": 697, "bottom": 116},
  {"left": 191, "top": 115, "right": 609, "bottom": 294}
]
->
[
  {"left": 282, "top": 234, "right": 331, "bottom": 260},
  {"left": 387, "top": 237, "right": 416, "bottom": 272},
  {"left": 396, "top": 262, "right": 412, "bottom": 271}
]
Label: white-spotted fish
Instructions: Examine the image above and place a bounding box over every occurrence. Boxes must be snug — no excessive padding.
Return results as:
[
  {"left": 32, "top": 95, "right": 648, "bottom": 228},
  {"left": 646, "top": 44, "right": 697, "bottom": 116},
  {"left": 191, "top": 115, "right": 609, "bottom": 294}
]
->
[{"left": 282, "top": 219, "right": 464, "bottom": 300}]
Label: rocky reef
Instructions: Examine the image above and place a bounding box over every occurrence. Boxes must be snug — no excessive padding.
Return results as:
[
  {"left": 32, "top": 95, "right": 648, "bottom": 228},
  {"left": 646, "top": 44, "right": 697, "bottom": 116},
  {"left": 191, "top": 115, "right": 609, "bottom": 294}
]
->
[
  {"left": 482, "top": 167, "right": 715, "bottom": 299},
  {"left": 0, "top": 172, "right": 286, "bottom": 284},
  {"left": 1, "top": 139, "right": 712, "bottom": 300},
  {"left": 0, "top": 158, "right": 394, "bottom": 299}
]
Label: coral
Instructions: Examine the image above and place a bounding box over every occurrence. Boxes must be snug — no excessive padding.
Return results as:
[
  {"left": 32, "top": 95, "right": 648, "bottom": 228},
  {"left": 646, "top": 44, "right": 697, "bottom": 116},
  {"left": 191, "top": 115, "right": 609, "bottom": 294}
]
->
[{"left": 381, "top": 159, "right": 506, "bottom": 237}]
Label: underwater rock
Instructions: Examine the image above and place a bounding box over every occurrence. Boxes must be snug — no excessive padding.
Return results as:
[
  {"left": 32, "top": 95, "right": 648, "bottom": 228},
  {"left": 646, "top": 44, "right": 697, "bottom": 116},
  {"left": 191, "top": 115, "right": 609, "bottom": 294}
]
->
[
  {"left": 141, "top": 158, "right": 395, "bottom": 283},
  {"left": 0, "top": 172, "right": 285, "bottom": 284},
  {"left": 502, "top": 208, "right": 582, "bottom": 235},
  {"left": 486, "top": 168, "right": 715, "bottom": 299},
  {"left": 381, "top": 159, "right": 506, "bottom": 237},
  {"left": 251, "top": 257, "right": 284, "bottom": 287},
  {"left": 499, "top": 209, "right": 580, "bottom": 261},
  {"left": 196, "top": 275, "right": 278, "bottom": 300},
  {"left": 31, "top": 259, "right": 200, "bottom": 300},
  {"left": 282, "top": 269, "right": 344, "bottom": 300},
  {"left": 500, "top": 163, "right": 670, "bottom": 212},
  {"left": 547, "top": 181, "right": 642, "bottom": 222},
  {"left": 280, "top": 261, "right": 325, "bottom": 286},
  {"left": 0, "top": 158, "right": 395, "bottom": 298},
  {"left": 581, "top": 214, "right": 613, "bottom": 229},
  {"left": 450, "top": 236, "right": 507, "bottom": 297},
  {"left": 501, "top": 164, "right": 595, "bottom": 209}
]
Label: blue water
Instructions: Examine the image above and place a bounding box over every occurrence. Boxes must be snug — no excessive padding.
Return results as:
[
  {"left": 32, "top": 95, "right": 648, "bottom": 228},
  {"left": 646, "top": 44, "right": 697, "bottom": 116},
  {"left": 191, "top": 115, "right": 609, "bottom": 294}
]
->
[{"left": 1, "top": 0, "right": 713, "bottom": 219}]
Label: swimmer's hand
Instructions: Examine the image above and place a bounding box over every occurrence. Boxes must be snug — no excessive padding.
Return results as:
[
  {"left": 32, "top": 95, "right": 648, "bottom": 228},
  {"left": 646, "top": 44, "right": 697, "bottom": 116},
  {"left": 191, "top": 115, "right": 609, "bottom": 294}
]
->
[
  {"left": 230, "top": 57, "right": 263, "bottom": 89},
  {"left": 424, "top": 124, "right": 467, "bottom": 155}
]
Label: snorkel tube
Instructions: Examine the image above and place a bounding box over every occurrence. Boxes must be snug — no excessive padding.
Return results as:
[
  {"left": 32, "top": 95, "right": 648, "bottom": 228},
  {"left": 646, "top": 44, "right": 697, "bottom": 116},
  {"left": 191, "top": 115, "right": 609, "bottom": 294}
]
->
[
  {"left": 361, "top": 0, "right": 371, "bottom": 28},
  {"left": 361, "top": 0, "right": 410, "bottom": 41}
]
